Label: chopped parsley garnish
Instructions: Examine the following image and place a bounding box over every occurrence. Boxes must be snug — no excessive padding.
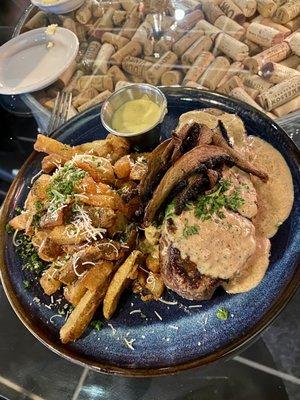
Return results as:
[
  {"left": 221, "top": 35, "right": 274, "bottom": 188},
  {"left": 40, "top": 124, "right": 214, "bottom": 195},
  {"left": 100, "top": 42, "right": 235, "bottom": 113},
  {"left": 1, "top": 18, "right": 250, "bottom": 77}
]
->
[
  {"left": 165, "top": 201, "right": 175, "bottom": 219},
  {"left": 183, "top": 220, "right": 199, "bottom": 238},
  {"left": 23, "top": 280, "right": 31, "bottom": 289},
  {"left": 46, "top": 163, "right": 86, "bottom": 211},
  {"left": 15, "top": 207, "right": 23, "bottom": 215},
  {"left": 35, "top": 200, "right": 44, "bottom": 213},
  {"left": 194, "top": 180, "right": 244, "bottom": 221},
  {"left": 90, "top": 320, "right": 104, "bottom": 331},
  {"left": 216, "top": 307, "right": 229, "bottom": 321},
  {"left": 16, "top": 233, "right": 48, "bottom": 274},
  {"left": 5, "top": 224, "right": 14, "bottom": 234}
]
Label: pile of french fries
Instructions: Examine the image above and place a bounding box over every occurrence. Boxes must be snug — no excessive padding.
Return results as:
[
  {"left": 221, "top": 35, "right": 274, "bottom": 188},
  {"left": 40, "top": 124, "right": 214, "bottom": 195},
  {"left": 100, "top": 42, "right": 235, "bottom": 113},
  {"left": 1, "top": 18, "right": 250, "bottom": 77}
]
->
[{"left": 9, "top": 133, "right": 164, "bottom": 343}]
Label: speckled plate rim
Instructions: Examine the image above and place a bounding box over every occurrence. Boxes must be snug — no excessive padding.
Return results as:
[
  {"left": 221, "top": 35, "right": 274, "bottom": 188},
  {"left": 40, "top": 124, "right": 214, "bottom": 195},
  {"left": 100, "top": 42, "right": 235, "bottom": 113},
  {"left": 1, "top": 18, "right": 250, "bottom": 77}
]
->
[{"left": 0, "top": 88, "right": 299, "bottom": 377}]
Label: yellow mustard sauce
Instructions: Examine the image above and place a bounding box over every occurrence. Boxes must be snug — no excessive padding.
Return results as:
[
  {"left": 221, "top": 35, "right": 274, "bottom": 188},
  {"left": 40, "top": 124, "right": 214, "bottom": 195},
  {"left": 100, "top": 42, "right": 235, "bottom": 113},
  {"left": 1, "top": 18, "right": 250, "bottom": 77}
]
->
[{"left": 112, "top": 95, "right": 161, "bottom": 133}]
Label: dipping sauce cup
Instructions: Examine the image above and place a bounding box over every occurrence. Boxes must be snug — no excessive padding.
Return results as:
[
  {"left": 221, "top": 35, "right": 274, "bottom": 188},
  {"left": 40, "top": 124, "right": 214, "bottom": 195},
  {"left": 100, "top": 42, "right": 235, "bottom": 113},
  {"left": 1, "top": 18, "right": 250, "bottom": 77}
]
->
[{"left": 100, "top": 84, "right": 167, "bottom": 150}]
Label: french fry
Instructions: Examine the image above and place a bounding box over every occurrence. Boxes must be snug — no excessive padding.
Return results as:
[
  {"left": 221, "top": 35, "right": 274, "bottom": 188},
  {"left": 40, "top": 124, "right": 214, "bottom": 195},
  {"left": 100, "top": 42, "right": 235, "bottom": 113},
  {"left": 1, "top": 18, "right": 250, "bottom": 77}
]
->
[
  {"left": 114, "top": 155, "right": 132, "bottom": 178},
  {"left": 79, "top": 194, "right": 118, "bottom": 209},
  {"left": 41, "top": 154, "right": 67, "bottom": 173},
  {"left": 49, "top": 225, "right": 86, "bottom": 245},
  {"left": 38, "top": 237, "right": 63, "bottom": 262},
  {"left": 40, "top": 265, "right": 62, "bottom": 295},
  {"left": 31, "top": 174, "right": 52, "bottom": 199},
  {"left": 65, "top": 261, "right": 114, "bottom": 305},
  {"left": 73, "top": 159, "right": 115, "bottom": 183},
  {"left": 60, "top": 284, "right": 108, "bottom": 343},
  {"left": 103, "top": 250, "right": 141, "bottom": 319},
  {"left": 9, "top": 212, "right": 31, "bottom": 231},
  {"left": 145, "top": 272, "right": 164, "bottom": 300},
  {"left": 34, "top": 134, "right": 76, "bottom": 159},
  {"left": 146, "top": 253, "right": 160, "bottom": 273},
  {"left": 40, "top": 208, "right": 64, "bottom": 229}
]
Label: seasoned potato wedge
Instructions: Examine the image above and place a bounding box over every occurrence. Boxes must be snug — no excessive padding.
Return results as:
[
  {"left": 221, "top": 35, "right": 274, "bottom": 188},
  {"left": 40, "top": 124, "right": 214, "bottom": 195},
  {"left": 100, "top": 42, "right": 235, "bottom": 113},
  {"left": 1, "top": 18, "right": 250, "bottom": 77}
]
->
[
  {"left": 31, "top": 174, "right": 52, "bottom": 200},
  {"left": 9, "top": 212, "right": 31, "bottom": 231},
  {"left": 146, "top": 254, "right": 160, "bottom": 273},
  {"left": 103, "top": 250, "right": 141, "bottom": 319},
  {"left": 34, "top": 134, "right": 76, "bottom": 159},
  {"left": 49, "top": 225, "right": 86, "bottom": 245},
  {"left": 40, "top": 266, "right": 62, "bottom": 295},
  {"left": 60, "top": 284, "right": 108, "bottom": 343},
  {"left": 41, "top": 154, "right": 66, "bottom": 173},
  {"left": 114, "top": 155, "right": 131, "bottom": 179}
]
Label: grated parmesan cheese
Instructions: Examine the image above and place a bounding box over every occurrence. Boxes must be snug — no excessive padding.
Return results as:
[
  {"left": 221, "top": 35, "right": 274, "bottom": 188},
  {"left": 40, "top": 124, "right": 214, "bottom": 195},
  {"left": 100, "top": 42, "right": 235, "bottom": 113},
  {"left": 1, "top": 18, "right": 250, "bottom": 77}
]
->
[
  {"left": 158, "top": 298, "right": 178, "bottom": 306},
  {"left": 124, "top": 338, "right": 135, "bottom": 350},
  {"left": 154, "top": 310, "right": 162, "bottom": 321}
]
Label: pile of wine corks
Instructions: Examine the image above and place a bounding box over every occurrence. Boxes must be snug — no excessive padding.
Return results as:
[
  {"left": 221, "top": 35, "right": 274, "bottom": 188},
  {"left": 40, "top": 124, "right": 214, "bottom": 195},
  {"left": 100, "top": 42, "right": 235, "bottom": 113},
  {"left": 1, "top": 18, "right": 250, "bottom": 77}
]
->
[{"left": 23, "top": 0, "right": 300, "bottom": 119}]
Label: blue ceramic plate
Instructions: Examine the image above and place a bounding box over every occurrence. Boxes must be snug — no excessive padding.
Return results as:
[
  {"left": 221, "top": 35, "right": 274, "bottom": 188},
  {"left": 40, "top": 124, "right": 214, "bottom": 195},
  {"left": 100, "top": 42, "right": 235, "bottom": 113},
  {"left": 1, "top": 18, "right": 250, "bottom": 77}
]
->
[{"left": 1, "top": 88, "right": 299, "bottom": 376}]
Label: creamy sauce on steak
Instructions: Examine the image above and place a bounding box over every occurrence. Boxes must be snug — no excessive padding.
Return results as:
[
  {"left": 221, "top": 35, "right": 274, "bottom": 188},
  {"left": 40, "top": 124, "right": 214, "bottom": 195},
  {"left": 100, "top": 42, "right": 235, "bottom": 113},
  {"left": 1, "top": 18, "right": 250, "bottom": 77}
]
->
[
  {"left": 163, "top": 209, "right": 256, "bottom": 280},
  {"left": 224, "top": 236, "right": 271, "bottom": 293},
  {"left": 245, "top": 136, "right": 294, "bottom": 238},
  {"left": 159, "top": 111, "right": 294, "bottom": 296}
]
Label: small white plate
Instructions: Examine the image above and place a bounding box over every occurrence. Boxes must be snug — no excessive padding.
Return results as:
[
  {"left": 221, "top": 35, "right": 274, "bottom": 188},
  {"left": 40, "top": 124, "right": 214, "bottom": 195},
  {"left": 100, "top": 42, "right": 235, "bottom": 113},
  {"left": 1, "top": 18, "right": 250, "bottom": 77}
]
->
[
  {"left": 31, "top": 0, "right": 85, "bottom": 14},
  {"left": 0, "top": 27, "right": 79, "bottom": 95}
]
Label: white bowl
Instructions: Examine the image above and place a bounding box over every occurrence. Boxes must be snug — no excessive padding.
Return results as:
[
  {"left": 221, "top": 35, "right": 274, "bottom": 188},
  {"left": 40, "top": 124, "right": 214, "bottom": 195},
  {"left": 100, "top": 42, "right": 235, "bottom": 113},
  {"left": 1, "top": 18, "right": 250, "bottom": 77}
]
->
[{"left": 31, "top": 0, "right": 85, "bottom": 14}]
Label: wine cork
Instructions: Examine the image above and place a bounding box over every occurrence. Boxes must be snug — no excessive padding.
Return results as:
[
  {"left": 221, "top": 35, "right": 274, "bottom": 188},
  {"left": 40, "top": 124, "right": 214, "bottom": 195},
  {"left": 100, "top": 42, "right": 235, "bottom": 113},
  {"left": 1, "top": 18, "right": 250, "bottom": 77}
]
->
[
  {"left": 73, "top": 88, "right": 99, "bottom": 108},
  {"left": 110, "top": 42, "right": 142, "bottom": 65},
  {"left": 75, "top": 41, "right": 89, "bottom": 63},
  {"left": 183, "top": 51, "right": 214, "bottom": 83},
  {"left": 113, "top": 10, "right": 127, "bottom": 26},
  {"left": 76, "top": 1, "right": 92, "bottom": 24},
  {"left": 285, "top": 32, "right": 300, "bottom": 56},
  {"left": 214, "top": 33, "right": 249, "bottom": 61},
  {"left": 184, "top": 81, "right": 207, "bottom": 89},
  {"left": 91, "top": 0, "right": 104, "bottom": 18},
  {"left": 131, "top": 21, "right": 153, "bottom": 43},
  {"left": 119, "top": 11, "right": 141, "bottom": 40},
  {"left": 246, "top": 22, "right": 285, "bottom": 47},
  {"left": 93, "top": 43, "right": 115, "bottom": 74},
  {"left": 273, "top": 0, "right": 300, "bottom": 24},
  {"left": 177, "top": 9, "right": 204, "bottom": 30},
  {"left": 218, "top": 75, "right": 244, "bottom": 94},
  {"left": 160, "top": 15, "right": 176, "bottom": 31},
  {"left": 297, "top": 64, "right": 300, "bottom": 71},
  {"left": 62, "top": 17, "right": 77, "bottom": 35},
  {"left": 75, "top": 23, "right": 86, "bottom": 42},
  {"left": 24, "top": 11, "right": 48, "bottom": 31},
  {"left": 78, "top": 90, "right": 112, "bottom": 112},
  {"left": 231, "top": 0, "right": 257, "bottom": 17},
  {"left": 195, "top": 20, "right": 222, "bottom": 40},
  {"left": 252, "top": 16, "right": 291, "bottom": 37},
  {"left": 230, "top": 87, "right": 267, "bottom": 112},
  {"left": 261, "top": 61, "right": 300, "bottom": 83},
  {"left": 214, "top": 15, "right": 246, "bottom": 40},
  {"left": 122, "top": 56, "right": 152, "bottom": 78},
  {"left": 272, "top": 95, "right": 300, "bottom": 116},
  {"left": 257, "top": 75, "right": 300, "bottom": 110},
  {"left": 121, "top": 0, "right": 137, "bottom": 12},
  {"left": 244, "top": 38, "right": 263, "bottom": 55},
  {"left": 144, "top": 39, "right": 154, "bottom": 56},
  {"left": 161, "top": 70, "right": 183, "bottom": 85},
  {"left": 145, "top": 51, "right": 178, "bottom": 85},
  {"left": 108, "top": 65, "right": 128, "bottom": 83},
  {"left": 91, "top": 7, "right": 114, "bottom": 39},
  {"left": 65, "top": 70, "right": 84, "bottom": 94},
  {"left": 143, "top": 0, "right": 170, "bottom": 13},
  {"left": 217, "top": 61, "right": 244, "bottom": 87},
  {"left": 115, "top": 81, "right": 135, "bottom": 91},
  {"left": 285, "top": 16, "right": 300, "bottom": 32},
  {"left": 155, "top": 36, "right": 179, "bottom": 55},
  {"left": 244, "top": 86, "right": 260, "bottom": 98},
  {"left": 101, "top": 32, "right": 129, "bottom": 50},
  {"left": 202, "top": 2, "right": 225, "bottom": 24},
  {"left": 57, "top": 61, "right": 77, "bottom": 89},
  {"left": 172, "top": 29, "right": 204, "bottom": 57},
  {"left": 127, "top": 74, "right": 144, "bottom": 83},
  {"left": 77, "top": 75, "right": 114, "bottom": 91},
  {"left": 199, "top": 56, "right": 231, "bottom": 90},
  {"left": 237, "top": 72, "right": 273, "bottom": 92},
  {"left": 182, "top": 36, "right": 213, "bottom": 65},
  {"left": 46, "top": 85, "right": 60, "bottom": 98},
  {"left": 243, "top": 42, "right": 292, "bottom": 73},
  {"left": 280, "top": 54, "right": 300, "bottom": 68},
  {"left": 256, "top": 0, "right": 277, "bottom": 17},
  {"left": 81, "top": 41, "right": 101, "bottom": 73},
  {"left": 216, "top": 0, "right": 246, "bottom": 24},
  {"left": 144, "top": 55, "right": 161, "bottom": 63}
]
